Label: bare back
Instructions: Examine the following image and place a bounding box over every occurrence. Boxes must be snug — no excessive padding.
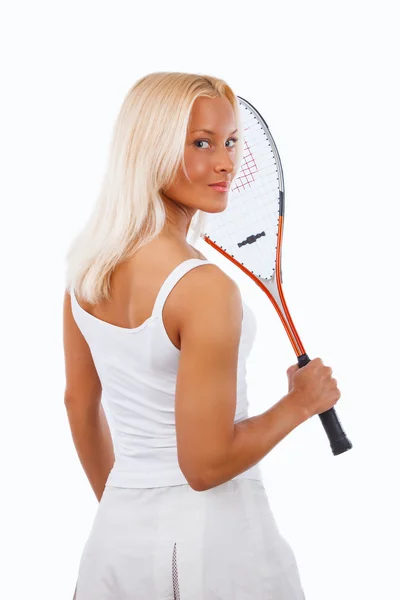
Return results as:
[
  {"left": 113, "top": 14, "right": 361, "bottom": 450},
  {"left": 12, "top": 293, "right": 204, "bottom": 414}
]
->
[
  {"left": 74, "top": 236, "right": 209, "bottom": 350},
  {"left": 74, "top": 233, "right": 244, "bottom": 490}
]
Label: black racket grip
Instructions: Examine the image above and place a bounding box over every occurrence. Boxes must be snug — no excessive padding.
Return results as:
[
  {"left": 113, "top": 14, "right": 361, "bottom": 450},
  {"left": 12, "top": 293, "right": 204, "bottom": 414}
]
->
[{"left": 297, "top": 354, "right": 352, "bottom": 456}]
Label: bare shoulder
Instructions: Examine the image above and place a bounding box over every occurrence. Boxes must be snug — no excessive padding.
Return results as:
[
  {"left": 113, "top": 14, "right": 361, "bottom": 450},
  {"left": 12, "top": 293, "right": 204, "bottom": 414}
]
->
[
  {"left": 155, "top": 238, "right": 243, "bottom": 339},
  {"left": 173, "top": 260, "right": 243, "bottom": 334},
  {"left": 123, "top": 235, "right": 242, "bottom": 340},
  {"left": 177, "top": 260, "right": 238, "bottom": 294}
]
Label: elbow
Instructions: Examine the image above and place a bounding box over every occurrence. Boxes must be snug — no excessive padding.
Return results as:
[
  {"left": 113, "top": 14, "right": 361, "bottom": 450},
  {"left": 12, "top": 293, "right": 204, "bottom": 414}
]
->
[
  {"left": 191, "top": 461, "right": 230, "bottom": 492},
  {"left": 182, "top": 471, "right": 209, "bottom": 492},
  {"left": 179, "top": 449, "right": 232, "bottom": 492},
  {"left": 180, "top": 463, "right": 213, "bottom": 492},
  {"left": 189, "top": 480, "right": 209, "bottom": 492},
  {"left": 190, "top": 475, "right": 220, "bottom": 492},
  {"left": 178, "top": 449, "right": 227, "bottom": 492},
  {"left": 187, "top": 467, "right": 220, "bottom": 492}
]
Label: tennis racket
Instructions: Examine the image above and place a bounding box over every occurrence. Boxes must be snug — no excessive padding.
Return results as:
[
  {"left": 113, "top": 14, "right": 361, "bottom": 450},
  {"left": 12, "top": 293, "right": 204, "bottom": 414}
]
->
[{"left": 202, "top": 95, "right": 352, "bottom": 456}]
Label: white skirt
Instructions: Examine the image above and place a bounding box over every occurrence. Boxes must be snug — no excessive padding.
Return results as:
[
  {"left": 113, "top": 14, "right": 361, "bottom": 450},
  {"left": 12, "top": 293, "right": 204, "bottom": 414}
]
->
[{"left": 72, "top": 478, "right": 306, "bottom": 599}]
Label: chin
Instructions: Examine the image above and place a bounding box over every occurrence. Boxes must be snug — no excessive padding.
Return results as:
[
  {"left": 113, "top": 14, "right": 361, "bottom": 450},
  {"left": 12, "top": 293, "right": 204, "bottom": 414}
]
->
[
  {"left": 203, "top": 202, "right": 228, "bottom": 214},
  {"left": 203, "top": 195, "right": 229, "bottom": 214}
]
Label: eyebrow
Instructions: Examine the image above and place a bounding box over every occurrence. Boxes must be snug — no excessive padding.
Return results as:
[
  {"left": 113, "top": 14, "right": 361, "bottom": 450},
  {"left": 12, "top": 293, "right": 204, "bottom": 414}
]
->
[{"left": 190, "top": 128, "right": 238, "bottom": 135}]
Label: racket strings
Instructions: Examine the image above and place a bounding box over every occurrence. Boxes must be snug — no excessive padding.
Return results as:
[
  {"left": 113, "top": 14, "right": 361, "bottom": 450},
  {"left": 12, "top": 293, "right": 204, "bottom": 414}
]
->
[{"left": 204, "top": 108, "right": 281, "bottom": 279}]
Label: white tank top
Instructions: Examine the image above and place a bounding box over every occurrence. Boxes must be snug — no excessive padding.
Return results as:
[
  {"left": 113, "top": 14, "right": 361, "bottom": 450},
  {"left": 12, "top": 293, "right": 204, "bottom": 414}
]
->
[{"left": 70, "top": 258, "right": 262, "bottom": 488}]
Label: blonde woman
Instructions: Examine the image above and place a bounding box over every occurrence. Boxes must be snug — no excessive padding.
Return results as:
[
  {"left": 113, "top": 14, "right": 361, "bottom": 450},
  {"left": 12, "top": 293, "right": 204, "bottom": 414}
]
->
[{"left": 63, "top": 72, "right": 340, "bottom": 598}]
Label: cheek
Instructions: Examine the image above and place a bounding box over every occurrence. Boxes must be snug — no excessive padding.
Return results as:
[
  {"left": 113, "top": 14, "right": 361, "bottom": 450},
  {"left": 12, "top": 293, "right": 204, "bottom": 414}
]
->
[{"left": 184, "top": 151, "right": 209, "bottom": 183}]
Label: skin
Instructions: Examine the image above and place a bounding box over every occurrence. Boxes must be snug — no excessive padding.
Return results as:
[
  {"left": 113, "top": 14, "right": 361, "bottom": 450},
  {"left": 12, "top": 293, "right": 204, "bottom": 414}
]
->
[
  {"left": 63, "top": 94, "right": 241, "bottom": 500},
  {"left": 64, "top": 93, "right": 240, "bottom": 386},
  {"left": 159, "top": 94, "right": 238, "bottom": 244},
  {"left": 64, "top": 95, "right": 338, "bottom": 500}
]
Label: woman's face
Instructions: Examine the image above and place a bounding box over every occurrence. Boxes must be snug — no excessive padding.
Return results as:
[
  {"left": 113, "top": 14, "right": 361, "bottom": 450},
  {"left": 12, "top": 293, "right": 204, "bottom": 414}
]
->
[{"left": 160, "top": 95, "right": 238, "bottom": 223}]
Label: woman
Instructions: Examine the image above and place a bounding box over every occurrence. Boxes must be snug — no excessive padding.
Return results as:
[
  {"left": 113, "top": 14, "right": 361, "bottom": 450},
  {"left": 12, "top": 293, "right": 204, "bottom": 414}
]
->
[{"left": 63, "top": 71, "right": 340, "bottom": 599}]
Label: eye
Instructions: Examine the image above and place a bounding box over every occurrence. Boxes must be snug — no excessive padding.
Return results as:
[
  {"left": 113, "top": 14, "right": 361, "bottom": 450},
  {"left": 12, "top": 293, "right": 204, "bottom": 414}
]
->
[
  {"left": 227, "top": 137, "right": 239, "bottom": 147},
  {"left": 194, "top": 138, "right": 239, "bottom": 149},
  {"left": 194, "top": 139, "right": 211, "bottom": 149}
]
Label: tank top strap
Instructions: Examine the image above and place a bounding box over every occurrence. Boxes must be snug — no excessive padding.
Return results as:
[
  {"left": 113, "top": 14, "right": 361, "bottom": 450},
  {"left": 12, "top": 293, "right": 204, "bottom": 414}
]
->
[{"left": 152, "top": 258, "right": 212, "bottom": 318}]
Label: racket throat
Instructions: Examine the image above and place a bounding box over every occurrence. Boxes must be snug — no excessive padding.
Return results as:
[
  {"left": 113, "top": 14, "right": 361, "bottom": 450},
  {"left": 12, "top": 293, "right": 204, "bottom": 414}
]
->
[{"left": 260, "top": 276, "right": 305, "bottom": 356}]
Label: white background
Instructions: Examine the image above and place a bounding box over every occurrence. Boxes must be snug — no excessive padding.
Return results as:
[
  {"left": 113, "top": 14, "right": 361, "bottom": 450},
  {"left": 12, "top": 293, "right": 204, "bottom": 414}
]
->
[{"left": 1, "top": 1, "right": 399, "bottom": 598}]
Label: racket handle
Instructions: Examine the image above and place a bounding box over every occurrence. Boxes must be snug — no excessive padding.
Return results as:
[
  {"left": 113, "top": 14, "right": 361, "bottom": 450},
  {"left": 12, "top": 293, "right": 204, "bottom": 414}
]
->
[{"left": 297, "top": 353, "right": 352, "bottom": 456}]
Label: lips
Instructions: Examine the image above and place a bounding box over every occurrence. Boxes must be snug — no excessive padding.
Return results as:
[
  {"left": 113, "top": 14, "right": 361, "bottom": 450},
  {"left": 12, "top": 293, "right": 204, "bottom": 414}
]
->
[{"left": 208, "top": 183, "right": 229, "bottom": 191}]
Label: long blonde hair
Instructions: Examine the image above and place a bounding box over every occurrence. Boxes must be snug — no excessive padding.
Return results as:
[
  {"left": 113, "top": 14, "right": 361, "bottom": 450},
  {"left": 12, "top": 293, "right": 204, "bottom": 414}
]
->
[{"left": 64, "top": 71, "right": 244, "bottom": 304}]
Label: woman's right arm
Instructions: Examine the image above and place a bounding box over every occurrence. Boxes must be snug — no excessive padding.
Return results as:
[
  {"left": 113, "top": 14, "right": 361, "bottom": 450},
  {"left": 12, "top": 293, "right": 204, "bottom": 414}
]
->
[{"left": 174, "top": 265, "right": 308, "bottom": 492}]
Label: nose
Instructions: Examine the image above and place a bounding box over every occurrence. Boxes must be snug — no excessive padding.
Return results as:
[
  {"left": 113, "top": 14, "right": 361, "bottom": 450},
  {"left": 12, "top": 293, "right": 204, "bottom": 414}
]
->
[{"left": 213, "top": 146, "right": 235, "bottom": 174}]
